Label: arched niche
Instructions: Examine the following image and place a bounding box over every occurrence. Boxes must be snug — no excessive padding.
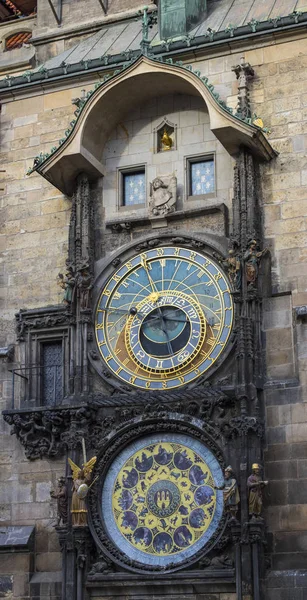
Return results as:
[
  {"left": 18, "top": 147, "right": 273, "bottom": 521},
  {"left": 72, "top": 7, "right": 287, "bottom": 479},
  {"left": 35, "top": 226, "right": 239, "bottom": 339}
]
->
[{"left": 37, "top": 55, "right": 275, "bottom": 196}]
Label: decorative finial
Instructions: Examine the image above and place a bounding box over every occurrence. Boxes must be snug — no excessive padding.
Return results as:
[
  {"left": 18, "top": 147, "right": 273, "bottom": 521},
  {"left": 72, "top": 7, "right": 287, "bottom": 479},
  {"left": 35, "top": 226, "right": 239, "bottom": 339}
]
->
[
  {"left": 139, "top": 6, "right": 157, "bottom": 56},
  {"left": 232, "top": 57, "right": 254, "bottom": 120}
]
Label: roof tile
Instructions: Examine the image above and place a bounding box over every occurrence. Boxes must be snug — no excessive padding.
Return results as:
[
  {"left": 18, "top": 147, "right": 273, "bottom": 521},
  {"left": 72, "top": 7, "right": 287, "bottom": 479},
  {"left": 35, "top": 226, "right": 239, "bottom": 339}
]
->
[{"left": 5, "top": 30, "right": 31, "bottom": 50}]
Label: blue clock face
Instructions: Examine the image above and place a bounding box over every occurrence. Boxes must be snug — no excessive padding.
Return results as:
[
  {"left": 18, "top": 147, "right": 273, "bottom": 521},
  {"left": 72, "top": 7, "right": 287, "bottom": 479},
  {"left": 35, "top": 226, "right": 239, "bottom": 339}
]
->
[{"left": 95, "top": 246, "right": 233, "bottom": 390}]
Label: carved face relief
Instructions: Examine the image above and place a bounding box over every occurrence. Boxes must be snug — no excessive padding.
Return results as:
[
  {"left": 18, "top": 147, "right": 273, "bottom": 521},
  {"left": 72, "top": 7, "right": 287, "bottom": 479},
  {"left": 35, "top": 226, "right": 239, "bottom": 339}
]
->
[{"left": 94, "top": 246, "right": 234, "bottom": 390}]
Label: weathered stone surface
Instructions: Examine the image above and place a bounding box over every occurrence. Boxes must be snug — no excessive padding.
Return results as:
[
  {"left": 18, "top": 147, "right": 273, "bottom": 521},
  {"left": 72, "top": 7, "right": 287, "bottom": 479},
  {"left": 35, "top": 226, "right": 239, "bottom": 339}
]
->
[
  {"left": 267, "top": 461, "right": 297, "bottom": 481},
  {"left": 1, "top": 4, "right": 307, "bottom": 595},
  {"left": 0, "top": 575, "right": 13, "bottom": 598}
]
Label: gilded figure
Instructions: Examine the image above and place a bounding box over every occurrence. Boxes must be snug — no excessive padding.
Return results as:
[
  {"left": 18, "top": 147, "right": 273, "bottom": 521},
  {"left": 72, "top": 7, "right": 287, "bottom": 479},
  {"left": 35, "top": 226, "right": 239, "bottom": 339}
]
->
[
  {"left": 68, "top": 456, "right": 97, "bottom": 526},
  {"left": 160, "top": 128, "right": 173, "bottom": 151},
  {"left": 247, "top": 463, "right": 268, "bottom": 518},
  {"left": 214, "top": 466, "right": 240, "bottom": 519}
]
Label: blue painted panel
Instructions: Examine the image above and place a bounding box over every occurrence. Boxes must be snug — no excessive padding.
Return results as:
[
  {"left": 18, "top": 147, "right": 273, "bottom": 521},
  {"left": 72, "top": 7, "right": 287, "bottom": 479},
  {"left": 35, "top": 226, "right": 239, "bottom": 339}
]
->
[
  {"left": 191, "top": 160, "right": 215, "bottom": 195},
  {"left": 123, "top": 172, "right": 145, "bottom": 206}
]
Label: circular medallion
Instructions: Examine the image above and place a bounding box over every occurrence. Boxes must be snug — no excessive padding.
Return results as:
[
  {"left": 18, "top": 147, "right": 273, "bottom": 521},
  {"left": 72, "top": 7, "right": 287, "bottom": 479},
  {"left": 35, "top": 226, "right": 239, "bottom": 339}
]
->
[
  {"left": 95, "top": 246, "right": 233, "bottom": 390},
  {"left": 101, "top": 434, "right": 224, "bottom": 567},
  {"left": 147, "top": 480, "right": 181, "bottom": 517}
]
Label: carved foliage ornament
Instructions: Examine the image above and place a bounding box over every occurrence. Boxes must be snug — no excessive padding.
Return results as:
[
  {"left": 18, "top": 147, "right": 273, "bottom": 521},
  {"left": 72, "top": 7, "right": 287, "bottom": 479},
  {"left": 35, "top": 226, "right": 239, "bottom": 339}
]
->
[
  {"left": 2, "top": 387, "right": 234, "bottom": 460},
  {"left": 15, "top": 307, "right": 74, "bottom": 341}
]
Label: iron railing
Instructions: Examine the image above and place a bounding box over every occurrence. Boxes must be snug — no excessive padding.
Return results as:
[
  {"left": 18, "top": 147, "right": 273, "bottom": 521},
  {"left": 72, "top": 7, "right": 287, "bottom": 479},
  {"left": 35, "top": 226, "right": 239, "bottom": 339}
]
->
[{"left": 9, "top": 364, "right": 63, "bottom": 409}]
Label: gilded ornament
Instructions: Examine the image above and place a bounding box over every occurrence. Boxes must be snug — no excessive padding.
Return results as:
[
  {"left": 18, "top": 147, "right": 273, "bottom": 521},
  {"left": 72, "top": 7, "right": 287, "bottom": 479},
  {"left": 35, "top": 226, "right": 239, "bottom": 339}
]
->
[
  {"left": 161, "top": 128, "right": 173, "bottom": 151},
  {"left": 101, "top": 435, "right": 224, "bottom": 566},
  {"left": 68, "top": 454, "right": 97, "bottom": 526}
]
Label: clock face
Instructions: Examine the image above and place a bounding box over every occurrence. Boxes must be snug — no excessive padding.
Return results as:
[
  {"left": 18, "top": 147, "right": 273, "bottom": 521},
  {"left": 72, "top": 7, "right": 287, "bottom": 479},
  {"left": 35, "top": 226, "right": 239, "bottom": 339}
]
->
[
  {"left": 101, "top": 434, "right": 224, "bottom": 568},
  {"left": 95, "top": 246, "right": 233, "bottom": 390}
]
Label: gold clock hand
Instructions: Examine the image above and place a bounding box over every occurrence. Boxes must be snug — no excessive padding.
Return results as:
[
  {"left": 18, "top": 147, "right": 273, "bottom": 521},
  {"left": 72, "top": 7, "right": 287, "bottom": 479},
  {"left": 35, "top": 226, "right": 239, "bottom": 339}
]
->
[{"left": 140, "top": 256, "right": 159, "bottom": 302}]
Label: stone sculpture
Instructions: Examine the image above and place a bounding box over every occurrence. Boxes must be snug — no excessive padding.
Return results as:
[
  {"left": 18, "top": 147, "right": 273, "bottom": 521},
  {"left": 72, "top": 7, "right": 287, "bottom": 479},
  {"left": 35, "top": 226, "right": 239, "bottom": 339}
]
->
[
  {"left": 221, "top": 250, "right": 241, "bottom": 290},
  {"left": 247, "top": 463, "right": 268, "bottom": 518},
  {"left": 149, "top": 175, "right": 177, "bottom": 217},
  {"left": 243, "top": 240, "right": 268, "bottom": 288},
  {"left": 215, "top": 465, "right": 240, "bottom": 519},
  {"left": 77, "top": 268, "right": 93, "bottom": 310},
  {"left": 58, "top": 269, "right": 75, "bottom": 305},
  {"left": 50, "top": 477, "right": 68, "bottom": 526}
]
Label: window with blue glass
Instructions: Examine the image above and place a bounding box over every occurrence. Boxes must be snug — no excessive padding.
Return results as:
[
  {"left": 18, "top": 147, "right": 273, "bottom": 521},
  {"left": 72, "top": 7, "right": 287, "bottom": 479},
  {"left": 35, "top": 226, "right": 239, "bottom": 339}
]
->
[
  {"left": 189, "top": 159, "right": 215, "bottom": 196},
  {"left": 123, "top": 170, "right": 145, "bottom": 207}
]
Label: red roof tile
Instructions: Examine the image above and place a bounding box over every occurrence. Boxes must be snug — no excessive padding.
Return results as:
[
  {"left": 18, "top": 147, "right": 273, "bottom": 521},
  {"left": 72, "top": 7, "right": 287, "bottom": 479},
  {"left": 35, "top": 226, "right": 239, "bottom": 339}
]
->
[{"left": 5, "top": 30, "right": 31, "bottom": 49}]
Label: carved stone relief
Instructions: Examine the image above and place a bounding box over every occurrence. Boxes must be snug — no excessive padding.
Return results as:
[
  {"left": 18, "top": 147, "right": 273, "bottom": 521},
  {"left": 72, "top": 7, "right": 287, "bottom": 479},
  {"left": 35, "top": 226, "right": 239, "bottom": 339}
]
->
[{"left": 149, "top": 175, "right": 177, "bottom": 217}]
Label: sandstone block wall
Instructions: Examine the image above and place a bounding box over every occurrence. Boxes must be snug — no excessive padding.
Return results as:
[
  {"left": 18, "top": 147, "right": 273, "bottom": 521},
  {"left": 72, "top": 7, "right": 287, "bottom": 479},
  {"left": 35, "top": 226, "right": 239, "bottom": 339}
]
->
[
  {"left": 0, "top": 26, "right": 307, "bottom": 584},
  {"left": 102, "top": 92, "right": 233, "bottom": 221},
  {"left": 0, "top": 83, "right": 95, "bottom": 581}
]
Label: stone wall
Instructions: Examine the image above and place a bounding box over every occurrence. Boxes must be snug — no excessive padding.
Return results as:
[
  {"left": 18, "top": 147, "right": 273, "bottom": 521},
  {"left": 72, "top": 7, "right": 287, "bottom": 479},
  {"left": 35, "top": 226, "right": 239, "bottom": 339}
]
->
[
  {"left": 0, "top": 16, "right": 36, "bottom": 75},
  {"left": 102, "top": 92, "right": 233, "bottom": 221},
  {"left": 0, "top": 84, "right": 92, "bottom": 590},
  {"left": 37, "top": 0, "right": 152, "bottom": 31},
  {"left": 1, "top": 24, "right": 307, "bottom": 593},
  {"left": 243, "top": 36, "right": 307, "bottom": 570}
]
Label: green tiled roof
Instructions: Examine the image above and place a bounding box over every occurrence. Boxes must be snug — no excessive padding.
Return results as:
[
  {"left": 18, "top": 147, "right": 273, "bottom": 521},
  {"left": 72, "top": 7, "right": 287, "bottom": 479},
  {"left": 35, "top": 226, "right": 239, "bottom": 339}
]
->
[
  {"left": 27, "top": 54, "right": 268, "bottom": 175},
  {"left": 0, "top": 3, "right": 307, "bottom": 92}
]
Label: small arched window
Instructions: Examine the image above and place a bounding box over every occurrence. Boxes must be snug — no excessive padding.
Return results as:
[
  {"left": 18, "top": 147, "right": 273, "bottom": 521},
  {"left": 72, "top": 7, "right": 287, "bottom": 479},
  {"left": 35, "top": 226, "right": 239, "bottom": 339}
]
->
[{"left": 5, "top": 31, "right": 31, "bottom": 51}]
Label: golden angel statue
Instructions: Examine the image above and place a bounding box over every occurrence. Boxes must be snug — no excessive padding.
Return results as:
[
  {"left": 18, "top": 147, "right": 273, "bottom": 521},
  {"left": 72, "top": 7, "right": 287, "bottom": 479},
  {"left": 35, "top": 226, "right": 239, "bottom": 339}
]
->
[{"left": 68, "top": 455, "right": 97, "bottom": 526}]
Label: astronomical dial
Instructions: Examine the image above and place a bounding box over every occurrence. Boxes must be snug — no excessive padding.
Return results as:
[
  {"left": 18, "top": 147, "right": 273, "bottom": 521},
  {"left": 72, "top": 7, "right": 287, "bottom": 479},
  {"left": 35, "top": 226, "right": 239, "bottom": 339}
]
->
[
  {"left": 101, "top": 434, "right": 224, "bottom": 568},
  {"left": 95, "top": 246, "right": 233, "bottom": 390}
]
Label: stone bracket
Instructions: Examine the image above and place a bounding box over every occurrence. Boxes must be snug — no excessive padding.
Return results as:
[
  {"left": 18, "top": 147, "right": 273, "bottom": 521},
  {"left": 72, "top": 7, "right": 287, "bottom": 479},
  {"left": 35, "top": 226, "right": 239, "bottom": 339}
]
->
[
  {"left": 2, "top": 385, "right": 238, "bottom": 460},
  {"left": 106, "top": 203, "right": 229, "bottom": 235}
]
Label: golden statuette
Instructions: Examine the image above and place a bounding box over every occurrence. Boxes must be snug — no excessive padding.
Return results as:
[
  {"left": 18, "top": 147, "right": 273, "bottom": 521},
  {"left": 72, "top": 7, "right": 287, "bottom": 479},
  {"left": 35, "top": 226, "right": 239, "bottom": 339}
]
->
[
  {"left": 161, "top": 128, "right": 172, "bottom": 151},
  {"left": 68, "top": 445, "right": 97, "bottom": 526}
]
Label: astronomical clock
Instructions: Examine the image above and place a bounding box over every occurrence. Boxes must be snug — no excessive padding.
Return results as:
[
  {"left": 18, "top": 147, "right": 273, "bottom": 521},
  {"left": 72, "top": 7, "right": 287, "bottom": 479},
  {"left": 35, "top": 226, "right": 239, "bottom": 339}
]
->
[
  {"left": 88, "top": 239, "right": 235, "bottom": 572},
  {"left": 100, "top": 434, "right": 225, "bottom": 569},
  {"left": 93, "top": 244, "right": 234, "bottom": 391}
]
